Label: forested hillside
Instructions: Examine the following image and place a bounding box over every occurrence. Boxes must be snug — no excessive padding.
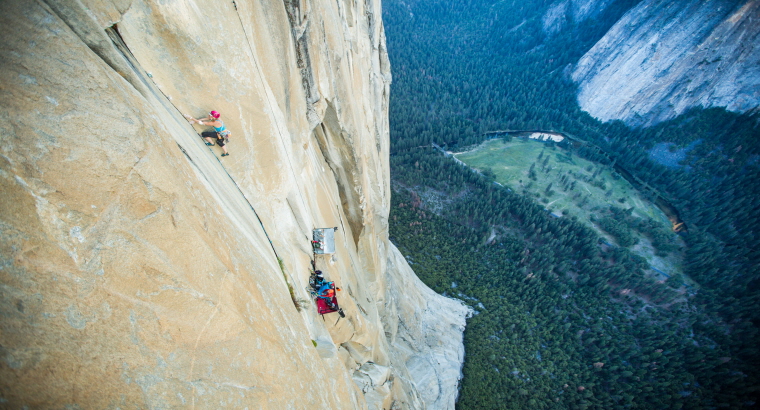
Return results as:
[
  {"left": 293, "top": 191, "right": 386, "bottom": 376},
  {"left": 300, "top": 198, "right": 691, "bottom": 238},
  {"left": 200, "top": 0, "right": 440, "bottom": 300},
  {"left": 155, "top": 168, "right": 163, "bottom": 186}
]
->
[{"left": 383, "top": 0, "right": 760, "bottom": 408}]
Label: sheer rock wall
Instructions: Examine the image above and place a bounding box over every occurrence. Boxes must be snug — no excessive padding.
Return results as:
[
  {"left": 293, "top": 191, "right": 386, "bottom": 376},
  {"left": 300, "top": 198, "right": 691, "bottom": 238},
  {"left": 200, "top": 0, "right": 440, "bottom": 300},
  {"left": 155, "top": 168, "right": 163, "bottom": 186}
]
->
[
  {"left": 572, "top": 0, "right": 760, "bottom": 126},
  {"left": 0, "top": 0, "right": 469, "bottom": 408}
]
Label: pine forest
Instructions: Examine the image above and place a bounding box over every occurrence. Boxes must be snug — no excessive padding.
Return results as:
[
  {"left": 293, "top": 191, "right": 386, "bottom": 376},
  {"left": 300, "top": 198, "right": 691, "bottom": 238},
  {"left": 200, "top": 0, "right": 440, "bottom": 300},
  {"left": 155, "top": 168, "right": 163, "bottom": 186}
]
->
[{"left": 382, "top": 0, "right": 760, "bottom": 408}]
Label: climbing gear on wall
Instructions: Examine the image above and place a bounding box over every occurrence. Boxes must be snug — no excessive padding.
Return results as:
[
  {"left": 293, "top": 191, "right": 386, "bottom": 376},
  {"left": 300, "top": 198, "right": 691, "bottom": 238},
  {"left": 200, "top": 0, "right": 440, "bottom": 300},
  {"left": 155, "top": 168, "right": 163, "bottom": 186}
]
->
[
  {"left": 308, "top": 227, "right": 344, "bottom": 317},
  {"left": 312, "top": 227, "right": 338, "bottom": 255},
  {"left": 307, "top": 269, "right": 344, "bottom": 317}
]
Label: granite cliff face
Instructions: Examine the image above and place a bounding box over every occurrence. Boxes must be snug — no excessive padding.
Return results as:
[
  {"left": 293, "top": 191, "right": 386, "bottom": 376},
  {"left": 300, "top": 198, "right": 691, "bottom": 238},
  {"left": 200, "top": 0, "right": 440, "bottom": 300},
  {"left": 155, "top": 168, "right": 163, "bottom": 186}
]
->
[
  {"left": 572, "top": 0, "right": 760, "bottom": 126},
  {"left": 0, "top": 0, "right": 470, "bottom": 408}
]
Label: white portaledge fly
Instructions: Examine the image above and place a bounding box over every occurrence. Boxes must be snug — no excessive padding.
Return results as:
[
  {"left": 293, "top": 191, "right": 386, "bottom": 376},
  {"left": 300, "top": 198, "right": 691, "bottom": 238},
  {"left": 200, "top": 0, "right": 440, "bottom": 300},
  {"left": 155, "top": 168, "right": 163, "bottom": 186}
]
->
[{"left": 312, "top": 227, "right": 337, "bottom": 254}]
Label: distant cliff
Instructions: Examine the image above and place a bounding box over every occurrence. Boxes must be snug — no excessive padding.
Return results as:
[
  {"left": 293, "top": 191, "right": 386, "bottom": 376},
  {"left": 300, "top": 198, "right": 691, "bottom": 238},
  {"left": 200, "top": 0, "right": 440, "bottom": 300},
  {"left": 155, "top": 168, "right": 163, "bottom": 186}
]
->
[
  {"left": 572, "top": 0, "right": 760, "bottom": 126},
  {"left": 0, "top": 0, "right": 469, "bottom": 408}
]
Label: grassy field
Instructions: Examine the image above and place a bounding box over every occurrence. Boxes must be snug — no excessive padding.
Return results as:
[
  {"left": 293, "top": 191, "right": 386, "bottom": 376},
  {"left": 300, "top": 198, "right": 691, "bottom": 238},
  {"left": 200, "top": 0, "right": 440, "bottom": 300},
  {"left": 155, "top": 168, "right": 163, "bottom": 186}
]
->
[
  {"left": 455, "top": 138, "right": 663, "bottom": 220},
  {"left": 455, "top": 138, "right": 684, "bottom": 278}
]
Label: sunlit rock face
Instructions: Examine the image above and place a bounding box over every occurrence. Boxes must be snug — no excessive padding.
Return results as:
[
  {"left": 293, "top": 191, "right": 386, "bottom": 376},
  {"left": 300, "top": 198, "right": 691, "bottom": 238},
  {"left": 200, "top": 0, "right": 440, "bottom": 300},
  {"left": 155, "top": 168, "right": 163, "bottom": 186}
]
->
[
  {"left": 572, "top": 0, "right": 760, "bottom": 126},
  {"left": 0, "top": 0, "right": 469, "bottom": 408},
  {"left": 383, "top": 247, "right": 472, "bottom": 410}
]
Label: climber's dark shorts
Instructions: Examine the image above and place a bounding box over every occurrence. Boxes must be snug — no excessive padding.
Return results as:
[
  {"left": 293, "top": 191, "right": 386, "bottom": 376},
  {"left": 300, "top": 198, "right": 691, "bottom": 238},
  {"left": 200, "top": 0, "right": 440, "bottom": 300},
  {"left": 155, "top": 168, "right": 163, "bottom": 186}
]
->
[{"left": 201, "top": 131, "right": 227, "bottom": 147}]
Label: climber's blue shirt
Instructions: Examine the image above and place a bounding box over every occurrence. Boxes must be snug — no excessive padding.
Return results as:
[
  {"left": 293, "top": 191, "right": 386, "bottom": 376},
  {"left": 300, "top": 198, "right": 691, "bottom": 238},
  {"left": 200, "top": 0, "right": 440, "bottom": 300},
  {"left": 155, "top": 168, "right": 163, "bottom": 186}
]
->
[
  {"left": 317, "top": 283, "right": 333, "bottom": 298},
  {"left": 214, "top": 120, "right": 230, "bottom": 136}
]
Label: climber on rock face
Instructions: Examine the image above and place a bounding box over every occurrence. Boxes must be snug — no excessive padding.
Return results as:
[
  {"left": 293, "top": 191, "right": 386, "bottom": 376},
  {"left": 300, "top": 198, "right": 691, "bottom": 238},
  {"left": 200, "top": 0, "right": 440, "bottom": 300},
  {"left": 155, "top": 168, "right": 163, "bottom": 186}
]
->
[
  {"left": 317, "top": 283, "right": 337, "bottom": 310},
  {"left": 185, "top": 110, "right": 231, "bottom": 157},
  {"left": 309, "top": 269, "right": 345, "bottom": 317}
]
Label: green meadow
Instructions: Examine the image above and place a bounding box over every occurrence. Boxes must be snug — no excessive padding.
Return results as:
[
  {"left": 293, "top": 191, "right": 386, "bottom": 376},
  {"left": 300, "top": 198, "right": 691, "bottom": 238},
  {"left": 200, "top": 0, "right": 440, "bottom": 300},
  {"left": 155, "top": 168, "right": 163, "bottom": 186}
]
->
[
  {"left": 455, "top": 138, "right": 683, "bottom": 276},
  {"left": 455, "top": 138, "right": 660, "bottom": 219}
]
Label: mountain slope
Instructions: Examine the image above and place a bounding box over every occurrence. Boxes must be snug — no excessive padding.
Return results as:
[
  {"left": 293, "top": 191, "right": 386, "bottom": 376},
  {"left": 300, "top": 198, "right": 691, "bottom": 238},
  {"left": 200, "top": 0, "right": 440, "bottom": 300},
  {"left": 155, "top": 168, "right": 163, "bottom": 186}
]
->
[{"left": 573, "top": 0, "right": 760, "bottom": 126}]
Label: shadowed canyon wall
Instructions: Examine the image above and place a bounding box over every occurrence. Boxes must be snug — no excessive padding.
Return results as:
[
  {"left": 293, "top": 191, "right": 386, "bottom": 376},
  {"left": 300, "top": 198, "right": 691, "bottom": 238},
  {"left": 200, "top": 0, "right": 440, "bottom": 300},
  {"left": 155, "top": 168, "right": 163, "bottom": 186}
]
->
[
  {"left": 0, "top": 0, "right": 470, "bottom": 408},
  {"left": 572, "top": 0, "right": 760, "bottom": 126}
]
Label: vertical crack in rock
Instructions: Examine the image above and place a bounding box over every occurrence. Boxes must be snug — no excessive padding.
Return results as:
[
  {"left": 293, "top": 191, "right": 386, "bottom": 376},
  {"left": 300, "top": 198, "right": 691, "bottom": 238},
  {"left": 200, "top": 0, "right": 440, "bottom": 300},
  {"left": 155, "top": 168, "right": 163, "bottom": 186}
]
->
[
  {"left": 365, "top": 0, "right": 376, "bottom": 46},
  {"left": 41, "top": 0, "right": 151, "bottom": 99},
  {"left": 312, "top": 106, "right": 364, "bottom": 245},
  {"left": 376, "top": 24, "right": 392, "bottom": 154},
  {"left": 283, "top": 0, "right": 321, "bottom": 126}
]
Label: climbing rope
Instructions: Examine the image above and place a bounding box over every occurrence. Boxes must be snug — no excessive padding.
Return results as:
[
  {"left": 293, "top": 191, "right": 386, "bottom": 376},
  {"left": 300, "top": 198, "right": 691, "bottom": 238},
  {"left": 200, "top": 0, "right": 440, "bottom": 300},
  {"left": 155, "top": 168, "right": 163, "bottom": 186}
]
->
[
  {"left": 107, "top": 21, "right": 284, "bottom": 263},
  {"left": 231, "top": 0, "right": 313, "bottom": 231}
]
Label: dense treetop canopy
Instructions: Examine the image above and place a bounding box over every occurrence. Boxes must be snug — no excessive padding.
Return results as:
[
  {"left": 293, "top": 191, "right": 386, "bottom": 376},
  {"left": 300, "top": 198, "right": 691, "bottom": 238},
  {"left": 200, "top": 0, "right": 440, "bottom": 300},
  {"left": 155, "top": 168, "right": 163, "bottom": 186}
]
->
[{"left": 383, "top": 0, "right": 760, "bottom": 408}]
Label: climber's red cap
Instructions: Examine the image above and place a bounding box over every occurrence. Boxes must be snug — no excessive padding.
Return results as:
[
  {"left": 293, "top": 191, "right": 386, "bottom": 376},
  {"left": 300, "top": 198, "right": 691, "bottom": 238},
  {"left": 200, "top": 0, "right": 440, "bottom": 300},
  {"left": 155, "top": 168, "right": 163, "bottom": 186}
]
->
[{"left": 209, "top": 110, "right": 221, "bottom": 118}]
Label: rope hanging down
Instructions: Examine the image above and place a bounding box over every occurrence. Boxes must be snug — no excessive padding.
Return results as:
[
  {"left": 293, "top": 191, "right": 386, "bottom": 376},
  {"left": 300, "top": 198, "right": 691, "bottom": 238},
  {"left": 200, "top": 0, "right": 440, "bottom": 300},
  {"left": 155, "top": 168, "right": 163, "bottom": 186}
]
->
[
  {"left": 108, "top": 20, "right": 283, "bottom": 262},
  {"left": 231, "top": 0, "right": 313, "bottom": 229}
]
